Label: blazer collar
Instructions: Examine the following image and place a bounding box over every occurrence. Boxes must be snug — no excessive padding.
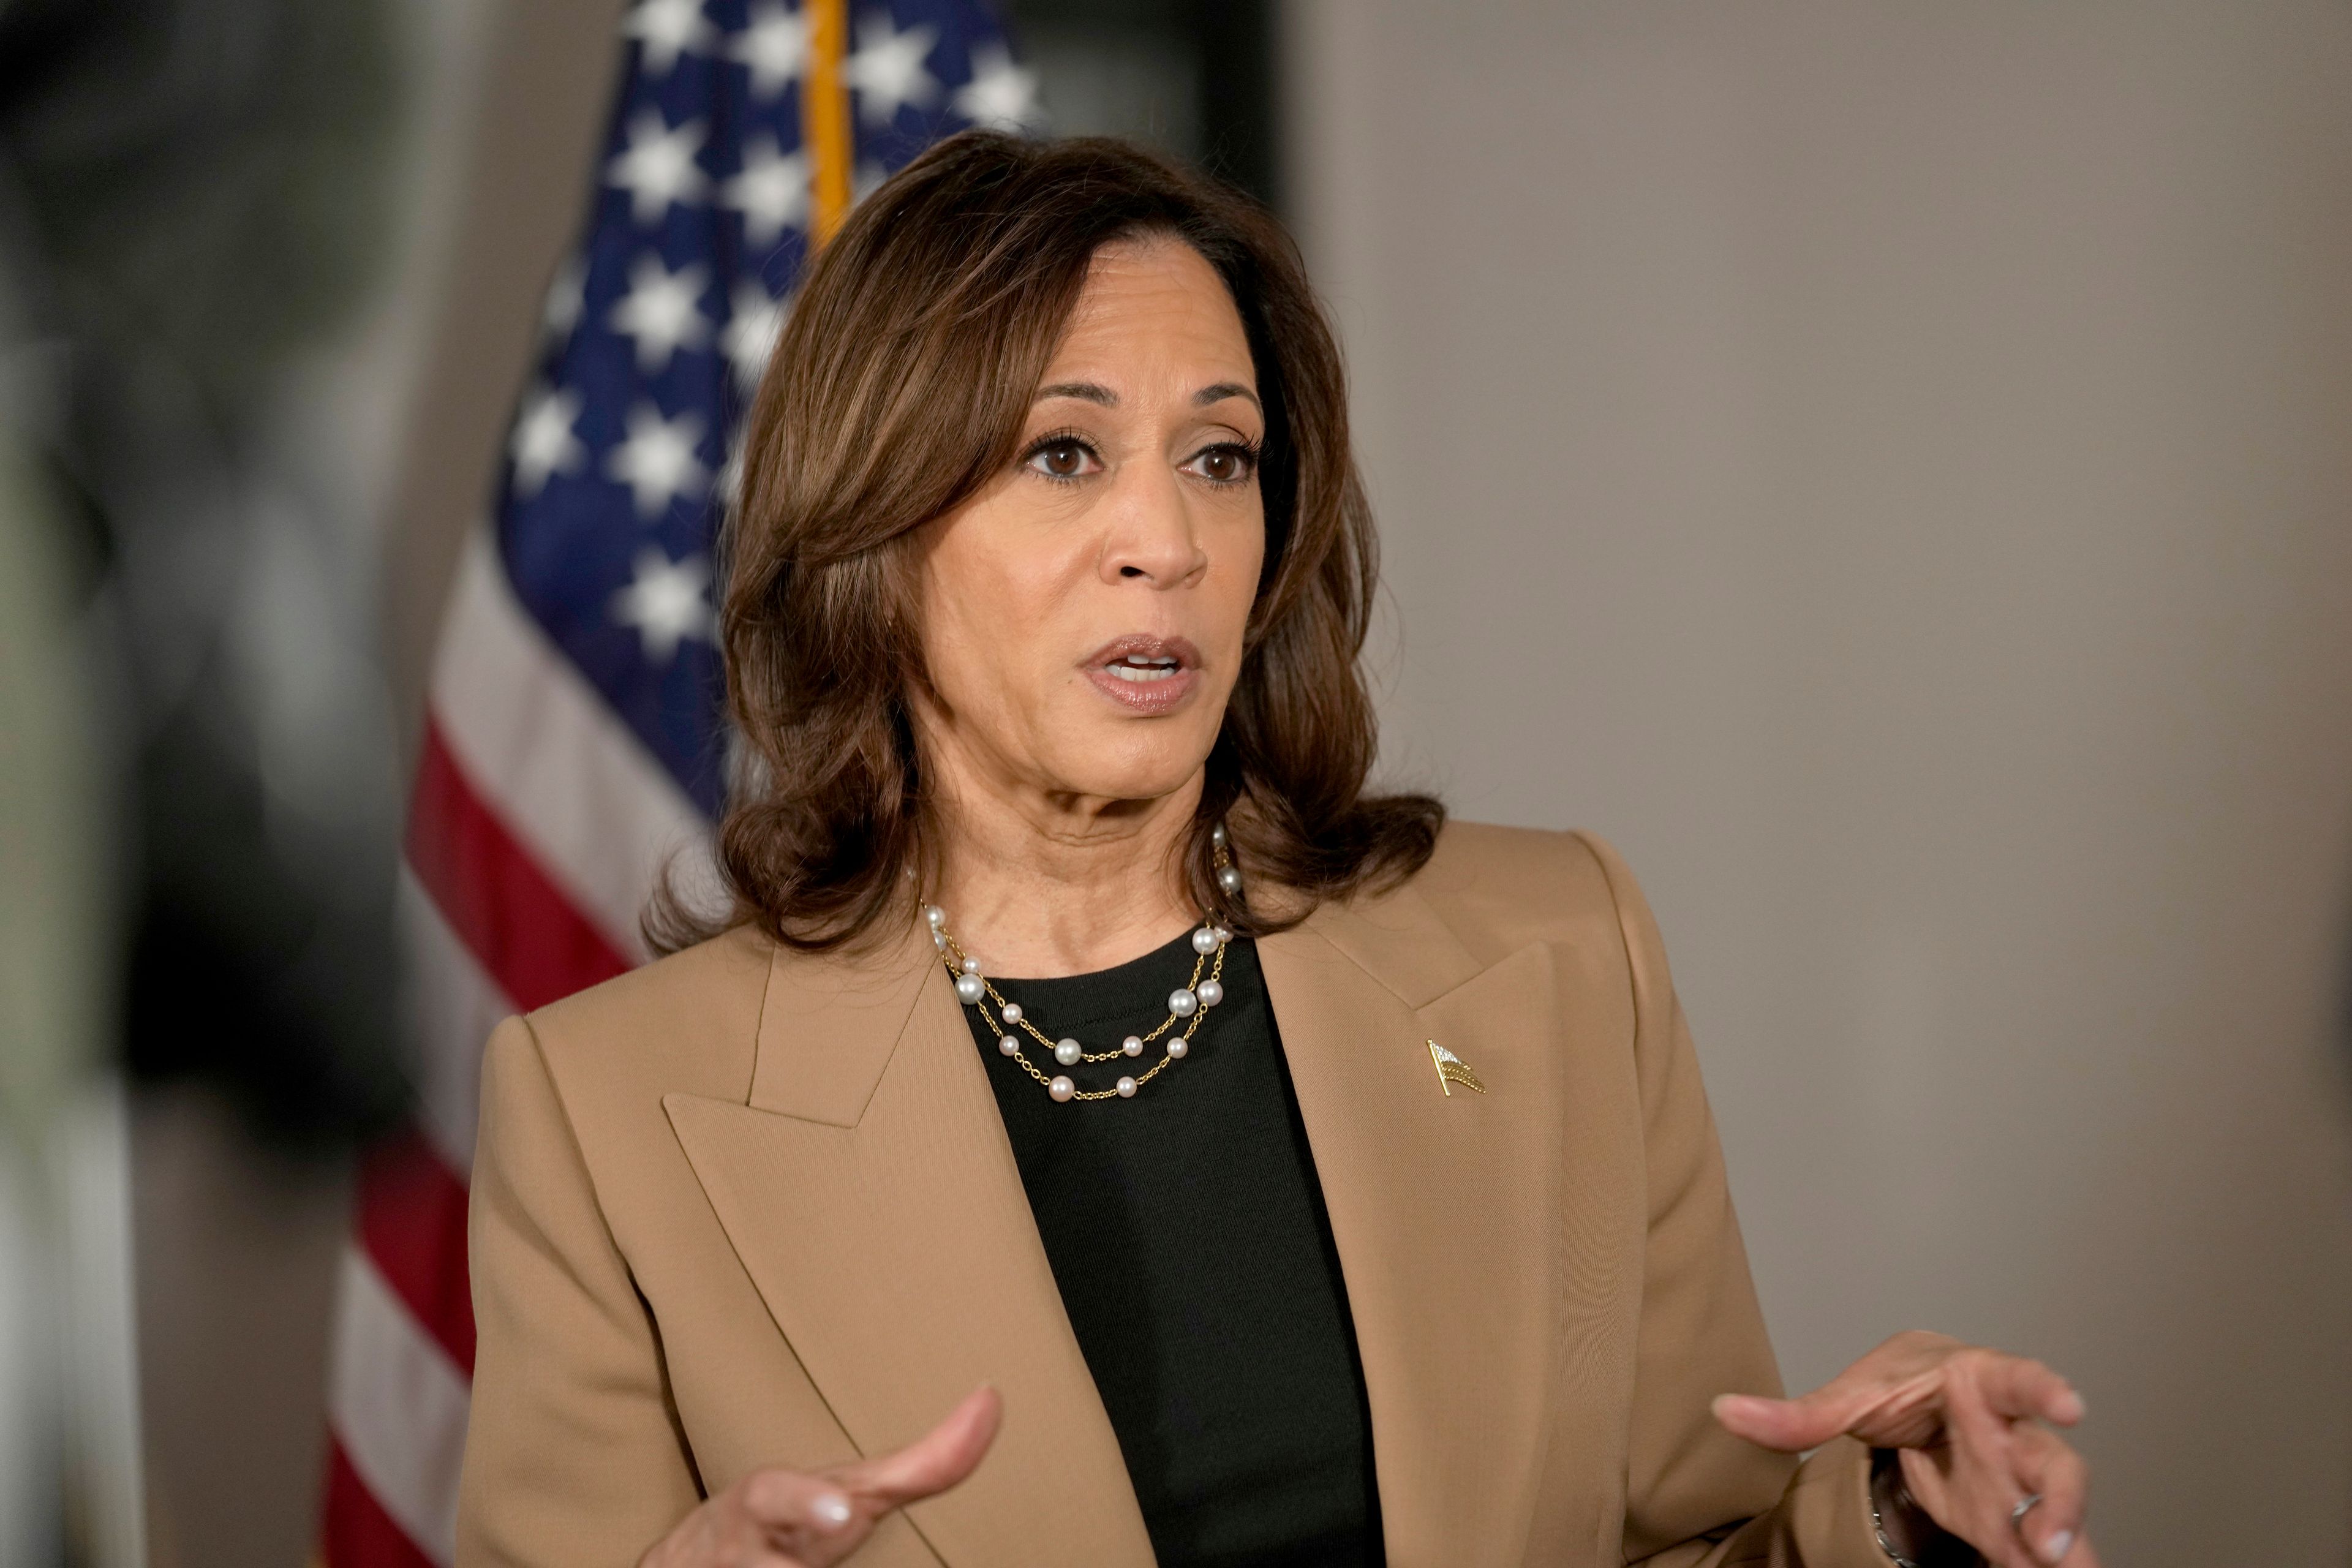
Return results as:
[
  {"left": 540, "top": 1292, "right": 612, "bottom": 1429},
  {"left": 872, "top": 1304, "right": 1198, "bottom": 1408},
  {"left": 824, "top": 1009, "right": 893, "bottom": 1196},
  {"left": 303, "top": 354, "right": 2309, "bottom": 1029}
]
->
[
  {"left": 668, "top": 919, "right": 1157, "bottom": 1566},
  {"left": 1263, "top": 890, "right": 1567, "bottom": 1566},
  {"left": 670, "top": 888, "right": 1566, "bottom": 1567}
]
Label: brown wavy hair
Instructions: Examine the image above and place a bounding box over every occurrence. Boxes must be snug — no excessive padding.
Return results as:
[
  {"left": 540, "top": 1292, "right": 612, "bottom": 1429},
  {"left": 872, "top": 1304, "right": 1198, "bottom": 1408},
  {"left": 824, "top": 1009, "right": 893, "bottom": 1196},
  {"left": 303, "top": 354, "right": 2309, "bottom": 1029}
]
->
[{"left": 666, "top": 131, "right": 1441, "bottom": 954}]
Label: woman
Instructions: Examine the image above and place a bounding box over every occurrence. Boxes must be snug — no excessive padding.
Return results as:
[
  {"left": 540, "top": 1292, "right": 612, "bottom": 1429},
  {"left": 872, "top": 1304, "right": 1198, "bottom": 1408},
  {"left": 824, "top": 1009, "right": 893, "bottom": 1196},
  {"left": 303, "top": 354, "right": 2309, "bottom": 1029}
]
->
[{"left": 456, "top": 134, "right": 2094, "bottom": 1568}]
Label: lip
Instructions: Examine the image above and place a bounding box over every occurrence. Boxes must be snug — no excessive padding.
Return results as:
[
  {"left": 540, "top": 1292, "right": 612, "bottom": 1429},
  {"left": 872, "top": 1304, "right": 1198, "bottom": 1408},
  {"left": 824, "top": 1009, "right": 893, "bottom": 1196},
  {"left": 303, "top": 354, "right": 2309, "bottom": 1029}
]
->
[{"left": 1082, "top": 633, "right": 1204, "bottom": 715}]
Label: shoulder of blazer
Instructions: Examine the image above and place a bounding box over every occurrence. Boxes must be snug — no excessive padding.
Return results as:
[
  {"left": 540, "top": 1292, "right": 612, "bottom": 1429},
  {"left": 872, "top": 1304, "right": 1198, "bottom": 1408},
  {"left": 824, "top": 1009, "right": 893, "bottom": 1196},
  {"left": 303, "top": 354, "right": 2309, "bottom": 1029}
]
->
[
  {"left": 521, "top": 922, "right": 777, "bottom": 1121},
  {"left": 1382, "top": 819, "right": 1643, "bottom": 976}
]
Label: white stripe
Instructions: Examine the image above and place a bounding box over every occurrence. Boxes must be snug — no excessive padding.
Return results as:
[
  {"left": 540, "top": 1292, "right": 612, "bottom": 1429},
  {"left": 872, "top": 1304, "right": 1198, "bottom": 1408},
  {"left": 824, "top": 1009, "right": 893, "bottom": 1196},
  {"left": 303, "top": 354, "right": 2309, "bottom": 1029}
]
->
[
  {"left": 397, "top": 868, "right": 508, "bottom": 1178},
  {"left": 328, "top": 1247, "right": 469, "bottom": 1567},
  {"left": 429, "top": 528, "right": 718, "bottom": 960}
]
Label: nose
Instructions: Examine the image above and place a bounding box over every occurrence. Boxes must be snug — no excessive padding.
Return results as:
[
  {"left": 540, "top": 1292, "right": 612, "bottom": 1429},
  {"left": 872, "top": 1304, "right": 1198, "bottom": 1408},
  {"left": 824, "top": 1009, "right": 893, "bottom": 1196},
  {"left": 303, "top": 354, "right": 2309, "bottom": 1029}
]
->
[{"left": 1097, "top": 461, "right": 1207, "bottom": 589}]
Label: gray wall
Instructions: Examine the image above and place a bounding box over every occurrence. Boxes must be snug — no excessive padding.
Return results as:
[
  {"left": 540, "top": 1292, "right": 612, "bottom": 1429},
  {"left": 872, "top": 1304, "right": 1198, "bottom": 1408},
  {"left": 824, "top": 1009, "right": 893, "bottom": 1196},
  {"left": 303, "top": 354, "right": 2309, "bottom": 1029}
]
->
[{"left": 1289, "top": 4, "right": 2352, "bottom": 1562}]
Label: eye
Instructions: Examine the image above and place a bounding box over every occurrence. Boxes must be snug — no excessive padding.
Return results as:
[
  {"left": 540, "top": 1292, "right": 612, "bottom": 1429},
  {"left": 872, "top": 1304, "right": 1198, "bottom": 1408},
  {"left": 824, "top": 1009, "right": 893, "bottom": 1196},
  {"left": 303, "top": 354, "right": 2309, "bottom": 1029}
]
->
[
  {"left": 1024, "top": 434, "right": 1102, "bottom": 481},
  {"left": 1183, "top": 442, "right": 1259, "bottom": 486}
]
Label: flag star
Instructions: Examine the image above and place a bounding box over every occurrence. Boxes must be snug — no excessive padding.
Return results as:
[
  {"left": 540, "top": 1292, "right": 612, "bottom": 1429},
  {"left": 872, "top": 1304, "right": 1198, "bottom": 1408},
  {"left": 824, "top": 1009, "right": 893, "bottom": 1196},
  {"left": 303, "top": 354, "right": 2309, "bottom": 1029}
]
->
[
  {"left": 722, "top": 136, "right": 809, "bottom": 249},
  {"left": 845, "top": 13, "right": 938, "bottom": 124},
  {"left": 722, "top": 281, "right": 785, "bottom": 396},
  {"left": 952, "top": 44, "right": 1042, "bottom": 132},
  {"left": 608, "top": 253, "right": 712, "bottom": 373},
  {"left": 854, "top": 158, "right": 889, "bottom": 202},
  {"left": 621, "top": 0, "right": 715, "bottom": 75},
  {"left": 606, "top": 401, "right": 709, "bottom": 517},
  {"left": 509, "top": 385, "right": 586, "bottom": 497},
  {"left": 730, "top": 1, "right": 808, "bottom": 98},
  {"left": 609, "top": 548, "right": 715, "bottom": 664},
  {"left": 541, "top": 255, "right": 586, "bottom": 339},
  {"left": 608, "top": 111, "right": 708, "bottom": 226}
]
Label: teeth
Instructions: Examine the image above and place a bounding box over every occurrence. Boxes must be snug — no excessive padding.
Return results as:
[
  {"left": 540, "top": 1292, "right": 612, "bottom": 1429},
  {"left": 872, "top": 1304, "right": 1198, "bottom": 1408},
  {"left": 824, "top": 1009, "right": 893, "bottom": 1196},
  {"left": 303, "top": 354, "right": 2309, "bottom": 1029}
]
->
[{"left": 1106, "top": 663, "right": 1178, "bottom": 682}]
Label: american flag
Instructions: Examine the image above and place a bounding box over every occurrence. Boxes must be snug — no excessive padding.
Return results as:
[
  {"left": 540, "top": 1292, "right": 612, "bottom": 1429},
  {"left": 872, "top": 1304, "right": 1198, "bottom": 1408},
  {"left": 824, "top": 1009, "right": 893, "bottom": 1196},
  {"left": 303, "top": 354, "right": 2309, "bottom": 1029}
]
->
[{"left": 319, "top": 4, "right": 1036, "bottom": 1562}]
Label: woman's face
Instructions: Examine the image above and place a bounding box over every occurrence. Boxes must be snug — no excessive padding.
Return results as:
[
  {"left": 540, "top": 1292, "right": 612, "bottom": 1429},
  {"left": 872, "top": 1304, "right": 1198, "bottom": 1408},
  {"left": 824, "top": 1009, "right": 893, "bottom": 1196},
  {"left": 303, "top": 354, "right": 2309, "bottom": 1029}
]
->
[{"left": 914, "top": 236, "right": 1267, "bottom": 813}]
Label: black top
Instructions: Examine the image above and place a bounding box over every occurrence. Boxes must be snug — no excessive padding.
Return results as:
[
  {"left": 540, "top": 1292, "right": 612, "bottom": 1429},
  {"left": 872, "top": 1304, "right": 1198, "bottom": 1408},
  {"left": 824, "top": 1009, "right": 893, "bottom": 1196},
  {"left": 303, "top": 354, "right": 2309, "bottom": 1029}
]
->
[{"left": 957, "top": 930, "right": 1382, "bottom": 1568}]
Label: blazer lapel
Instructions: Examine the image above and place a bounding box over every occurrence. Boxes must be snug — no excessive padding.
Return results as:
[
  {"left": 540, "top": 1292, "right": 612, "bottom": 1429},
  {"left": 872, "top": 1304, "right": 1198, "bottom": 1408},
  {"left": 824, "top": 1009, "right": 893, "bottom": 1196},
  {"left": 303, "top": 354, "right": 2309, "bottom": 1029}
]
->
[
  {"left": 1261, "top": 886, "right": 1569, "bottom": 1566},
  {"left": 662, "top": 924, "right": 1155, "bottom": 1568}
]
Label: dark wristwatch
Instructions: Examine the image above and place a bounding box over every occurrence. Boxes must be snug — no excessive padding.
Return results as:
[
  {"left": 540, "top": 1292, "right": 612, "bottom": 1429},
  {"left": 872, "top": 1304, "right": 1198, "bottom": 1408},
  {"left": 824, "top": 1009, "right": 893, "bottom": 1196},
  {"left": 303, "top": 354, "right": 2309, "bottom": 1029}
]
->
[{"left": 1869, "top": 1447, "right": 1982, "bottom": 1568}]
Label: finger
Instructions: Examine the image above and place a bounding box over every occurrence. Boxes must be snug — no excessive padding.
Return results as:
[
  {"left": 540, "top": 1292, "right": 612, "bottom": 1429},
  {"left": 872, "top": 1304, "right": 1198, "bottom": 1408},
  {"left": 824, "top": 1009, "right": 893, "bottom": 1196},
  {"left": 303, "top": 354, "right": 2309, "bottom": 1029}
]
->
[
  {"left": 1971, "top": 1352, "right": 2086, "bottom": 1427},
  {"left": 1711, "top": 1390, "right": 1861, "bottom": 1453},
  {"left": 2011, "top": 1423, "right": 2089, "bottom": 1566},
  {"left": 737, "top": 1469, "right": 858, "bottom": 1536},
  {"left": 1714, "top": 1369, "right": 1941, "bottom": 1454},
  {"left": 831, "top": 1385, "right": 1003, "bottom": 1510}
]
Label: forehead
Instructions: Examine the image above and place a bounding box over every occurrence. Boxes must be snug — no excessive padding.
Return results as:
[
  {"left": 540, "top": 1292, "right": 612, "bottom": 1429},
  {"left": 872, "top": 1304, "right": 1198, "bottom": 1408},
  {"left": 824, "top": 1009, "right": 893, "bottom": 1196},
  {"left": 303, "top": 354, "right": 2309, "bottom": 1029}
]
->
[{"left": 1047, "top": 236, "right": 1254, "bottom": 379}]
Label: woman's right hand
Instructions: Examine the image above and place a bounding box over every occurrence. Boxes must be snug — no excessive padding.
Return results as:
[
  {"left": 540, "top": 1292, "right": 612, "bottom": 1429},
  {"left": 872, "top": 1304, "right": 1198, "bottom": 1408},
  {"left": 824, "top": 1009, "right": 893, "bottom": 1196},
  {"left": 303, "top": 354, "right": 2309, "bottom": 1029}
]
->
[{"left": 638, "top": 1386, "right": 1001, "bottom": 1568}]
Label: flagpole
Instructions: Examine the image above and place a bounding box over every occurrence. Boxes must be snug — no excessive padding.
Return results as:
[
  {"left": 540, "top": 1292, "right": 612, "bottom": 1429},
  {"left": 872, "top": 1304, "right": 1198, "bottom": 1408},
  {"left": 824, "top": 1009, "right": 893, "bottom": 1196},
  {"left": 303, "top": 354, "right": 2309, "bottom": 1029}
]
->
[{"left": 802, "top": 0, "right": 853, "bottom": 246}]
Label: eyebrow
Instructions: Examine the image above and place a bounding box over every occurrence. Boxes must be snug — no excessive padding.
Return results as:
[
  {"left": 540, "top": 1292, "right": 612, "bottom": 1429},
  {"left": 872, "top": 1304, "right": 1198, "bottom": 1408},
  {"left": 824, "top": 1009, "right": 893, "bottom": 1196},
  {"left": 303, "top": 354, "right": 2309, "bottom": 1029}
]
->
[
  {"left": 1033, "top": 381, "right": 1116, "bottom": 406},
  {"left": 1030, "top": 380, "right": 1264, "bottom": 412}
]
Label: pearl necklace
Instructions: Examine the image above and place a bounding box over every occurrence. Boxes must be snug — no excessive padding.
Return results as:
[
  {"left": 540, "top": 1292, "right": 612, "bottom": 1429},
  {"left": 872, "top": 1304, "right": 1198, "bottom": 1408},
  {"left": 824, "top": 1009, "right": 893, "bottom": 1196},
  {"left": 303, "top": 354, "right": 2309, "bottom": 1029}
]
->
[{"left": 928, "top": 828, "right": 1243, "bottom": 1104}]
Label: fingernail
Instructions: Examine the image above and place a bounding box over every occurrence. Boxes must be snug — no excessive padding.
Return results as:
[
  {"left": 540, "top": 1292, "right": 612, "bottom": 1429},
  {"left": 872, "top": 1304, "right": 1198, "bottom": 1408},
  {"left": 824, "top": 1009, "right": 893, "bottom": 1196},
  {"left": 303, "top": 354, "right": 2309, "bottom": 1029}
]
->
[
  {"left": 2040, "top": 1529, "right": 2073, "bottom": 1563},
  {"left": 813, "top": 1493, "right": 853, "bottom": 1528}
]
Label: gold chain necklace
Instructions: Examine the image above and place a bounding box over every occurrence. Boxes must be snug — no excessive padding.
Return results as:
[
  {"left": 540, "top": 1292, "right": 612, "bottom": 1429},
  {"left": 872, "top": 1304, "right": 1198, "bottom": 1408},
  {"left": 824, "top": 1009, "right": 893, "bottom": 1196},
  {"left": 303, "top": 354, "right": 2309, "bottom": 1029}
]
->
[{"left": 929, "top": 828, "right": 1242, "bottom": 1103}]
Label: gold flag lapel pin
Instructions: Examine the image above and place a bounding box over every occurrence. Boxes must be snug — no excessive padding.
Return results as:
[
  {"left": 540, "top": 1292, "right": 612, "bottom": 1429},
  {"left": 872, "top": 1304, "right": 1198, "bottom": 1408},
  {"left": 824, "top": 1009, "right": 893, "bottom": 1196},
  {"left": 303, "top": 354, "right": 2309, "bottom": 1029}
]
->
[{"left": 1427, "top": 1039, "right": 1487, "bottom": 1097}]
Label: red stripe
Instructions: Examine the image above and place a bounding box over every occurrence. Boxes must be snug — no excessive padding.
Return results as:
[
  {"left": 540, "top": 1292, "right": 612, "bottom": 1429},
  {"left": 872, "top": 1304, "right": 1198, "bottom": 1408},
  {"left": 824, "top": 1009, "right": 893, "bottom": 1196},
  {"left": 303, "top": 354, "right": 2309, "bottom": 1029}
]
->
[
  {"left": 356, "top": 1128, "right": 477, "bottom": 1377},
  {"left": 321, "top": 1436, "right": 440, "bottom": 1568},
  {"left": 407, "top": 718, "right": 631, "bottom": 1013}
]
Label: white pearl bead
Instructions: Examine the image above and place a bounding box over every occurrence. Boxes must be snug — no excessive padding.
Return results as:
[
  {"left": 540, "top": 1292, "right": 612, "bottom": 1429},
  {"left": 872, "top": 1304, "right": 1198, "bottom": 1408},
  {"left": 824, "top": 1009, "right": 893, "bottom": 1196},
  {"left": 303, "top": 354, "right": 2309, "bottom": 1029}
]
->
[
  {"left": 997, "top": 1034, "right": 1019, "bottom": 1056},
  {"left": 1121, "top": 1035, "right": 1144, "bottom": 1057},
  {"left": 1211, "top": 823, "right": 1227, "bottom": 848},
  {"left": 961, "top": 955, "right": 982, "bottom": 975},
  {"left": 1168, "top": 988, "right": 1198, "bottom": 1017},
  {"left": 932, "top": 930, "right": 948, "bottom": 950},
  {"left": 1216, "top": 865, "right": 1242, "bottom": 894},
  {"left": 954, "top": 974, "right": 985, "bottom": 1005},
  {"left": 1196, "top": 979, "right": 1224, "bottom": 1008},
  {"left": 1191, "top": 925, "right": 1219, "bottom": 954},
  {"left": 1000, "top": 1002, "right": 1022, "bottom": 1023},
  {"left": 1049, "top": 1076, "right": 1075, "bottom": 1101},
  {"left": 1116, "top": 1076, "right": 1137, "bottom": 1098},
  {"left": 1166, "top": 1038, "right": 1188, "bottom": 1059},
  {"left": 924, "top": 905, "right": 946, "bottom": 928},
  {"left": 1214, "top": 925, "right": 1234, "bottom": 944},
  {"left": 1054, "top": 1038, "right": 1082, "bottom": 1066}
]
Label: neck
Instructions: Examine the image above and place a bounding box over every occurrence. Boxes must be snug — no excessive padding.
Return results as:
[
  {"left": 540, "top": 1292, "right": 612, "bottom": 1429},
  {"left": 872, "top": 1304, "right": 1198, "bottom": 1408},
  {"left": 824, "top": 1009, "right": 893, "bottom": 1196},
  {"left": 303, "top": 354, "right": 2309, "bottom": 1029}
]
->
[{"left": 924, "top": 766, "right": 1205, "bottom": 981}]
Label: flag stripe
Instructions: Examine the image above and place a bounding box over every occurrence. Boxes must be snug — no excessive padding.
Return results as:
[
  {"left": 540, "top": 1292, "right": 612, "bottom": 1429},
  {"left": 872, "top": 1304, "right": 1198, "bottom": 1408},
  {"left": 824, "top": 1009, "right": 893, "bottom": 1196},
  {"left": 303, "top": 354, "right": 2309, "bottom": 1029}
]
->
[
  {"left": 430, "top": 530, "right": 709, "bottom": 962},
  {"left": 407, "top": 719, "right": 633, "bottom": 1015},
  {"left": 324, "top": 1439, "right": 442, "bottom": 1568},
  {"left": 396, "top": 868, "right": 508, "bottom": 1178},
  {"left": 328, "top": 1249, "right": 470, "bottom": 1567},
  {"left": 356, "top": 1129, "right": 478, "bottom": 1376}
]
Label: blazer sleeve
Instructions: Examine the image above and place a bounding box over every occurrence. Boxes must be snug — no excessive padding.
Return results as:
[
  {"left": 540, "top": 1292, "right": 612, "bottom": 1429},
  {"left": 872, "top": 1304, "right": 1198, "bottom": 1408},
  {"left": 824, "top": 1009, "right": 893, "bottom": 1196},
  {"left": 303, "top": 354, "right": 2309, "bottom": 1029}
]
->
[
  {"left": 456, "top": 1014, "right": 703, "bottom": 1567},
  {"left": 1575, "top": 832, "right": 1891, "bottom": 1568}
]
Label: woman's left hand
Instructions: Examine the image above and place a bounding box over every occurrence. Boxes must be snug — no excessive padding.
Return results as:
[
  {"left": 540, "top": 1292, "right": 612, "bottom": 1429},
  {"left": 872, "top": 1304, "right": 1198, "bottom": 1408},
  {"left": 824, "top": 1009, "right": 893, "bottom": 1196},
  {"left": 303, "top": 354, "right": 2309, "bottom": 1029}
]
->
[{"left": 1712, "top": 1330, "right": 2095, "bottom": 1568}]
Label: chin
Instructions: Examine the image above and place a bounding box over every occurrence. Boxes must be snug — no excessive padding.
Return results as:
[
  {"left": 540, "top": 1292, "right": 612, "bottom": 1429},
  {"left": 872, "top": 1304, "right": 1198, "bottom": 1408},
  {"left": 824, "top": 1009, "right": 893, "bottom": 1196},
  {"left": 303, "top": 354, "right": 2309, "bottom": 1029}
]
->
[{"left": 1057, "top": 725, "right": 1216, "bottom": 805}]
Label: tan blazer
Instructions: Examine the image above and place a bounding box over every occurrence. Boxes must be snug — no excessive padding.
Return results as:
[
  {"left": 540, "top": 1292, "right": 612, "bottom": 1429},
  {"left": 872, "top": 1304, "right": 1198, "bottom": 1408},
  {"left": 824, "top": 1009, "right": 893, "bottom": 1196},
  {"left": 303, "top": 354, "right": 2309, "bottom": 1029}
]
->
[{"left": 458, "top": 823, "right": 1888, "bottom": 1567}]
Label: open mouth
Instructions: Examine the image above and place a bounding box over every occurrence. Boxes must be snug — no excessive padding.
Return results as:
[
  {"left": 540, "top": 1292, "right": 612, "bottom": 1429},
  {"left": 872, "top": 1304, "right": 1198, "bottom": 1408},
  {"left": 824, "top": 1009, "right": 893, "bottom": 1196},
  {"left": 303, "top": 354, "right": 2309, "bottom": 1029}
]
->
[
  {"left": 1084, "top": 635, "right": 1202, "bottom": 714},
  {"left": 1101, "top": 652, "right": 1184, "bottom": 684}
]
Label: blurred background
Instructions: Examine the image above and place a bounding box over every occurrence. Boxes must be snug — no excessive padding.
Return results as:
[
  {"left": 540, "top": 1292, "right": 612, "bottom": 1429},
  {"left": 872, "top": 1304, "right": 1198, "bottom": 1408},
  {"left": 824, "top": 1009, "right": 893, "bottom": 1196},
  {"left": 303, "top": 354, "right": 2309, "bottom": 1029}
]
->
[{"left": 2, "top": 1, "right": 2348, "bottom": 1564}]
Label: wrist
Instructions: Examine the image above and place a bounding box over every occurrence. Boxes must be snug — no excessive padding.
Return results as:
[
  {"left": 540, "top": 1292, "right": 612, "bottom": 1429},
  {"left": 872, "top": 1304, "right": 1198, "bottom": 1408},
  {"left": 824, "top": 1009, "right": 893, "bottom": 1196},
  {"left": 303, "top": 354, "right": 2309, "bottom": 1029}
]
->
[{"left": 1869, "top": 1448, "right": 1979, "bottom": 1568}]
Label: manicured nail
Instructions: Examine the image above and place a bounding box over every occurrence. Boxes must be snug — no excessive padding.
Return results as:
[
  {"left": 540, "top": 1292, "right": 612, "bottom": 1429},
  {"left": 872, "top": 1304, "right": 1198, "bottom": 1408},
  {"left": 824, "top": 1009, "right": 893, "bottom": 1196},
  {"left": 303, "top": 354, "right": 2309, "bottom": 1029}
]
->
[
  {"left": 813, "top": 1492, "right": 853, "bottom": 1528},
  {"left": 2040, "top": 1528, "right": 2073, "bottom": 1562}
]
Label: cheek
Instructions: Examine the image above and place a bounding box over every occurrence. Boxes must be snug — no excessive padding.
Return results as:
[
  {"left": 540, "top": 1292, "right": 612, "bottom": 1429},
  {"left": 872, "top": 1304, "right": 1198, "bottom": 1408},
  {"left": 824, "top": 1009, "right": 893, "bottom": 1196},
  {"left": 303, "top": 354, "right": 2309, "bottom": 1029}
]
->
[{"left": 919, "top": 518, "right": 1077, "bottom": 718}]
